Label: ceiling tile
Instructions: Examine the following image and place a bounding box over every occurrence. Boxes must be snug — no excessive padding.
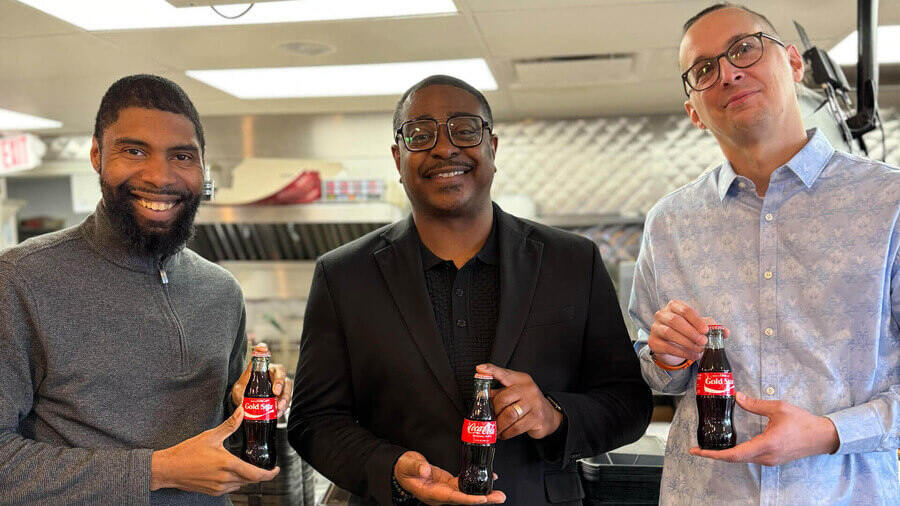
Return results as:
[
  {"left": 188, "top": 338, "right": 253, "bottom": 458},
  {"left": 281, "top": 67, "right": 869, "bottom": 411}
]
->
[
  {"left": 0, "top": 33, "right": 169, "bottom": 80},
  {"left": 1, "top": 0, "right": 897, "bottom": 125},
  {"left": 92, "top": 15, "right": 479, "bottom": 70},
  {"left": 0, "top": 0, "right": 81, "bottom": 38},
  {"left": 508, "top": 80, "right": 685, "bottom": 118}
]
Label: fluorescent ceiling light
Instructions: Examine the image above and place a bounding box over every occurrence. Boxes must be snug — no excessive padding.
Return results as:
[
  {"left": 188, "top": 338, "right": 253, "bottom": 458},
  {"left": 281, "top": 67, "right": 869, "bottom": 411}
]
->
[
  {"left": 187, "top": 59, "right": 498, "bottom": 99},
  {"left": 0, "top": 109, "right": 62, "bottom": 131},
  {"left": 17, "top": 0, "right": 456, "bottom": 31},
  {"left": 829, "top": 25, "right": 900, "bottom": 65}
]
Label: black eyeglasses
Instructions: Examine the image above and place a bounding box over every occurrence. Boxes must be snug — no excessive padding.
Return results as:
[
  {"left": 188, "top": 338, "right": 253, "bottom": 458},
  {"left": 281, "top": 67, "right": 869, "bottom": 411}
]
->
[
  {"left": 396, "top": 115, "right": 491, "bottom": 152},
  {"left": 681, "top": 32, "right": 785, "bottom": 97}
]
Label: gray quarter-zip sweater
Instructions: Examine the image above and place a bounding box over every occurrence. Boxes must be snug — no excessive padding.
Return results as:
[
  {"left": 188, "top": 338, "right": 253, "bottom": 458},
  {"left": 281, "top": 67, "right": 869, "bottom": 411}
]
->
[{"left": 0, "top": 203, "right": 246, "bottom": 505}]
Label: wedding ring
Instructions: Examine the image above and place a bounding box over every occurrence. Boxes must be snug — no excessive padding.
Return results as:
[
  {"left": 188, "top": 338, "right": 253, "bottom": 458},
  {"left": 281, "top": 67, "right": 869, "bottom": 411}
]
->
[{"left": 513, "top": 403, "right": 525, "bottom": 418}]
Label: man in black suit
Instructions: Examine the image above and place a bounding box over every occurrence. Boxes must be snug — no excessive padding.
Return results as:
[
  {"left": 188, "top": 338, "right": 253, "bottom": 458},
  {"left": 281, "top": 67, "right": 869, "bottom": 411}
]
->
[{"left": 288, "top": 75, "right": 652, "bottom": 505}]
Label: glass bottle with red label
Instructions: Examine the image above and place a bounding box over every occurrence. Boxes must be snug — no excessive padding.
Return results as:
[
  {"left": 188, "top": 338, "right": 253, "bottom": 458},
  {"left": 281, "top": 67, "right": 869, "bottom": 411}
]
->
[
  {"left": 240, "top": 344, "right": 278, "bottom": 469},
  {"left": 696, "top": 324, "right": 736, "bottom": 449},
  {"left": 459, "top": 373, "right": 496, "bottom": 495}
]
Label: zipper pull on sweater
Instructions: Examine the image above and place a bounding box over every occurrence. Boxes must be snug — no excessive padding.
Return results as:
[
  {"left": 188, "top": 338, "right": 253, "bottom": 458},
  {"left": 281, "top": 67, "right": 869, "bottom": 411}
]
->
[{"left": 156, "top": 256, "right": 169, "bottom": 285}]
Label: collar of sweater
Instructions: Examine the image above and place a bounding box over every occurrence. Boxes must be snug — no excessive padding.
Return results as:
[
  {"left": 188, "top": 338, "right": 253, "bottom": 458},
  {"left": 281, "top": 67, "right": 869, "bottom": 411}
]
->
[{"left": 79, "top": 202, "right": 184, "bottom": 275}]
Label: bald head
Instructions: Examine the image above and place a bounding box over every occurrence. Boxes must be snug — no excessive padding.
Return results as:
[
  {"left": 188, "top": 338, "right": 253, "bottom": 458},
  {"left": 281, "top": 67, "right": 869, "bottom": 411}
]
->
[
  {"left": 682, "top": 3, "right": 778, "bottom": 36},
  {"left": 679, "top": 6, "right": 774, "bottom": 70}
]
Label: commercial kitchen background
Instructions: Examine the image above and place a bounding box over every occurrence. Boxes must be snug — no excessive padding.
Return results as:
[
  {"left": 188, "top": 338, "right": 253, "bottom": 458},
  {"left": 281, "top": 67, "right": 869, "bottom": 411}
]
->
[{"left": 1, "top": 0, "right": 899, "bottom": 503}]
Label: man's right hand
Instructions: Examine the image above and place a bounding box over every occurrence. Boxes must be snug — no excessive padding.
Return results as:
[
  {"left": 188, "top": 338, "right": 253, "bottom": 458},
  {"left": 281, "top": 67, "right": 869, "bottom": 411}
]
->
[
  {"left": 393, "top": 451, "right": 506, "bottom": 505},
  {"left": 150, "top": 407, "right": 279, "bottom": 496},
  {"left": 649, "top": 300, "right": 727, "bottom": 366}
]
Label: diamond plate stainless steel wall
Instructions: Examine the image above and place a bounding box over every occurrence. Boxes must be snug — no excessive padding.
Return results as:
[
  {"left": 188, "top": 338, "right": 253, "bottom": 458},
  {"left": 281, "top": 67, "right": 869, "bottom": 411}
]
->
[
  {"left": 492, "top": 116, "right": 720, "bottom": 216},
  {"left": 575, "top": 224, "right": 644, "bottom": 265},
  {"left": 868, "top": 109, "right": 900, "bottom": 165},
  {"left": 44, "top": 136, "right": 92, "bottom": 160},
  {"left": 491, "top": 108, "right": 900, "bottom": 217}
]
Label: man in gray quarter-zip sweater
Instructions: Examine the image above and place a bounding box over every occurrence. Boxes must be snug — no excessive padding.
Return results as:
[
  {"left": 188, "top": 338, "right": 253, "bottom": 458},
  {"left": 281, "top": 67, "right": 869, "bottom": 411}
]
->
[{"left": 0, "top": 75, "right": 284, "bottom": 505}]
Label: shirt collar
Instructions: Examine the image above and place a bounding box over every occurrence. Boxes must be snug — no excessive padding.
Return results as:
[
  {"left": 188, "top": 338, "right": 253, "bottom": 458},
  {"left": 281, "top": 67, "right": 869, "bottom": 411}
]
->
[
  {"left": 419, "top": 237, "right": 446, "bottom": 270},
  {"left": 418, "top": 212, "right": 500, "bottom": 269},
  {"left": 474, "top": 219, "right": 499, "bottom": 266},
  {"left": 783, "top": 128, "right": 834, "bottom": 188},
  {"left": 717, "top": 160, "right": 739, "bottom": 201},
  {"left": 80, "top": 202, "right": 182, "bottom": 274},
  {"left": 716, "top": 128, "right": 834, "bottom": 201},
  {"left": 81, "top": 202, "right": 158, "bottom": 273}
]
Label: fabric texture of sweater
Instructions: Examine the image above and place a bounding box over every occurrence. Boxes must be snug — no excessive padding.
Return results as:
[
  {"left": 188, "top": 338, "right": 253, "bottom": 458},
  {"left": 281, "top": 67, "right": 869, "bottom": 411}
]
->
[{"left": 0, "top": 203, "right": 247, "bottom": 505}]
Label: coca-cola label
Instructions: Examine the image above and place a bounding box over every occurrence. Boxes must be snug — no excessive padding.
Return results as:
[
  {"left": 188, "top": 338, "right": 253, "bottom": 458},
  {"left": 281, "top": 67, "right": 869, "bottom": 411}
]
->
[
  {"left": 243, "top": 397, "right": 277, "bottom": 421},
  {"left": 696, "top": 372, "right": 735, "bottom": 396},
  {"left": 461, "top": 419, "right": 497, "bottom": 445}
]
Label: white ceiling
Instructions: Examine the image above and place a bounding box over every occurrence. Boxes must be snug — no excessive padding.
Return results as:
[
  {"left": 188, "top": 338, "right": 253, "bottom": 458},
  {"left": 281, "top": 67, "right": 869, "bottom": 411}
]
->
[{"left": 2, "top": 0, "right": 898, "bottom": 134}]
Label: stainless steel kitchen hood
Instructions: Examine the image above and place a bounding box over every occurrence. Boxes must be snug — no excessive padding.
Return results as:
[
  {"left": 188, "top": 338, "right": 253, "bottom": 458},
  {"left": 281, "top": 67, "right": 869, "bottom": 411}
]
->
[{"left": 189, "top": 202, "right": 404, "bottom": 262}]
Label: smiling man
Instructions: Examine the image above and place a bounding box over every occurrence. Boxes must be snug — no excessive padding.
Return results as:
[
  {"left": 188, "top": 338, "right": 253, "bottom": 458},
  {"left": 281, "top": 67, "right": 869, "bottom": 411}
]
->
[
  {"left": 288, "top": 75, "right": 652, "bottom": 506},
  {"left": 0, "top": 75, "right": 291, "bottom": 505},
  {"left": 94, "top": 96, "right": 204, "bottom": 260},
  {"left": 629, "top": 4, "right": 900, "bottom": 504}
]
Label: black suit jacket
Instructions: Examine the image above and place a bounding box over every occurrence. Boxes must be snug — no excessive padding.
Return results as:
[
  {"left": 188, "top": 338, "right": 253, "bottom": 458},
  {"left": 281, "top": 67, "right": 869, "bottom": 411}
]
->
[{"left": 288, "top": 205, "right": 652, "bottom": 505}]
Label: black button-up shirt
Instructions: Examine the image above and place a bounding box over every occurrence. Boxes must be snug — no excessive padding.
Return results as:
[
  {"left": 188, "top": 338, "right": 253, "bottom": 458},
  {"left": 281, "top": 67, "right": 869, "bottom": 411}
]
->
[{"left": 419, "top": 222, "right": 500, "bottom": 411}]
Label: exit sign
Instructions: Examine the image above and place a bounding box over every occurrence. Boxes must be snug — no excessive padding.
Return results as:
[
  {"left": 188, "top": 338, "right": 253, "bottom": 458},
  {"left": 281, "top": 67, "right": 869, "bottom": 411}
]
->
[{"left": 0, "top": 134, "right": 44, "bottom": 175}]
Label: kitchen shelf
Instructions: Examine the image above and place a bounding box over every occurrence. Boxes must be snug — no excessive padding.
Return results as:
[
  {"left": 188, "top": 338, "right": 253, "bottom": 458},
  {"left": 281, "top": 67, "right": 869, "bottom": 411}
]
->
[
  {"left": 3, "top": 160, "right": 94, "bottom": 179},
  {"left": 195, "top": 201, "right": 404, "bottom": 225}
]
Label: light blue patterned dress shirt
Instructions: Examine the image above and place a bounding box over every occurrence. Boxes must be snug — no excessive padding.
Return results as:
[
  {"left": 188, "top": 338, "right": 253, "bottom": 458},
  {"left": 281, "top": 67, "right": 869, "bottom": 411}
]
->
[{"left": 629, "top": 129, "right": 900, "bottom": 505}]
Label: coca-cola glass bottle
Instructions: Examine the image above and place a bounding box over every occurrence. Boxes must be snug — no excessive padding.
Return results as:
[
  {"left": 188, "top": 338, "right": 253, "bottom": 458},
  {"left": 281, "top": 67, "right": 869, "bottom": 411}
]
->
[
  {"left": 459, "top": 373, "right": 497, "bottom": 495},
  {"left": 696, "top": 325, "right": 736, "bottom": 449},
  {"left": 240, "top": 344, "right": 278, "bottom": 469}
]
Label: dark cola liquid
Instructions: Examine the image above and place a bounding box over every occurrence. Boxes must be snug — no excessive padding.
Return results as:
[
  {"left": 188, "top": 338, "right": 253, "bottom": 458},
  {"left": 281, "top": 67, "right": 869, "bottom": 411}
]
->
[
  {"left": 459, "top": 376, "right": 496, "bottom": 495},
  {"left": 241, "top": 357, "right": 278, "bottom": 469},
  {"left": 696, "top": 331, "right": 736, "bottom": 450},
  {"left": 460, "top": 442, "right": 496, "bottom": 495}
]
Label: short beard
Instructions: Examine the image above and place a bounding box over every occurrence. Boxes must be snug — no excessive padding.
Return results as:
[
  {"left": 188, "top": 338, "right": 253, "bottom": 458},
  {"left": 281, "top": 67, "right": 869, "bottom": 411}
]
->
[{"left": 100, "top": 178, "right": 200, "bottom": 259}]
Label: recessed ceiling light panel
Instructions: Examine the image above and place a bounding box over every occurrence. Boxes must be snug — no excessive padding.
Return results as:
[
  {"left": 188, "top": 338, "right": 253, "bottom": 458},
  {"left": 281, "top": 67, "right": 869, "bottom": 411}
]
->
[
  {"left": 0, "top": 109, "right": 63, "bottom": 131},
  {"left": 187, "top": 58, "right": 498, "bottom": 99},
  {"left": 829, "top": 25, "right": 900, "bottom": 65},
  {"left": 17, "top": 0, "right": 457, "bottom": 31}
]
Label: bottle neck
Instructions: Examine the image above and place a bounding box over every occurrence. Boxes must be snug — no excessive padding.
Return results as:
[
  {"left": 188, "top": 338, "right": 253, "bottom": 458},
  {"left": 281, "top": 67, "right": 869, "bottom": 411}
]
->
[
  {"left": 251, "top": 356, "right": 269, "bottom": 373},
  {"left": 473, "top": 379, "right": 491, "bottom": 402},
  {"left": 706, "top": 331, "right": 725, "bottom": 350}
]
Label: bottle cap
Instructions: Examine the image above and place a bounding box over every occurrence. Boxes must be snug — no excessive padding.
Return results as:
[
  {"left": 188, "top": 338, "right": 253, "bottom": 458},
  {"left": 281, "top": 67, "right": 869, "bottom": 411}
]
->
[
  {"left": 251, "top": 343, "right": 271, "bottom": 358},
  {"left": 707, "top": 324, "right": 726, "bottom": 331},
  {"left": 474, "top": 373, "right": 493, "bottom": 380}
]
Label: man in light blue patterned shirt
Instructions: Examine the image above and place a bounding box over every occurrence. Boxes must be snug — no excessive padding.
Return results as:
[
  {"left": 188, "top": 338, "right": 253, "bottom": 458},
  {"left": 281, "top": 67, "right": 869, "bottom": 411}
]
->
[{"left": 629, "top": 3, "right": 900, "bottom": 504}]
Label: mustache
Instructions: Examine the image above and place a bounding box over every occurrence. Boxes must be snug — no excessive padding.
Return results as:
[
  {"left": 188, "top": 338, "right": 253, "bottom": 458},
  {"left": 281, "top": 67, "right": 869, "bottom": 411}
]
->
[{"left": 121, "top": 182, "right": 192, "bottom": 199}]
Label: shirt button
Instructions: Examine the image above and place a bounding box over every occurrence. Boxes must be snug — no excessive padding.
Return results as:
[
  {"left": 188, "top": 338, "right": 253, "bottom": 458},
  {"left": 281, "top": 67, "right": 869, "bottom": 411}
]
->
[
  {"left": 455, "top": 289, "right": 464, "bottom": 297},
  {"left": 456, "top": 319, "right": 467, "bottom": 328},
  {"left": 765, "top": 213, "right": 774, "bottom": 222},
  {"left": 738, "top": 182, "right": 747, "bottom": 189},
  {"left": 765, "top": 387, "right": 775, "bottom": 395},
  {"left": 765, "top": 328, "right": 774, "bottom": 336},
  {"left": 764, "top": 271, "right": 773, "bottom": 280}
]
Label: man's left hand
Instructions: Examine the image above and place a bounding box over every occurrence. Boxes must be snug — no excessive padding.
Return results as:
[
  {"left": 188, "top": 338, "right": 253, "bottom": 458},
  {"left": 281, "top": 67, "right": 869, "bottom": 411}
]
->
[
  {"left": 689, "top": 391, "right": 839, "bottom": 466},
  {"left": 476, "top": 363, "right": 563, "bottom": 440},
  {"left": 231, "top": 345, "right": 293, "bottom": 417}
]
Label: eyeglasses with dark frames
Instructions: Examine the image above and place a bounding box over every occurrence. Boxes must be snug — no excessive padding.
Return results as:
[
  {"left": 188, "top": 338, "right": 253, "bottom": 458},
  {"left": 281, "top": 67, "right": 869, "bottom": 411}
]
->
[
  {"left": 681, "top": 32, "right": 786, "bottom": 97},
  {"left": 395, "top": 115, "right": 491, "bottom": 152}
]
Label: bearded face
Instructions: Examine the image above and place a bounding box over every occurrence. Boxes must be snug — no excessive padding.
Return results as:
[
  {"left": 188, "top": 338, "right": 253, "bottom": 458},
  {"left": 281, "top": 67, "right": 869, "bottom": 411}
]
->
[
  {"left": 100, "top": 177, "right": 200, "bottom": 258},
  {"left": 90, "top": 107, "right": 206, "bottom": 259}
]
